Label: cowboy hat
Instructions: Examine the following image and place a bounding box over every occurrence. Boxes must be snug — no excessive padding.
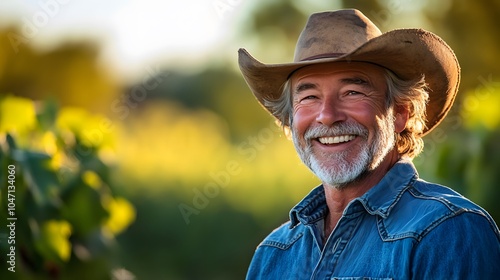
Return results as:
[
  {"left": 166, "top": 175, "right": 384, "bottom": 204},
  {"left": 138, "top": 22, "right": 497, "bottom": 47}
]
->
[{"left": 238, "top": 9, "right": 460, "bottom": 136}]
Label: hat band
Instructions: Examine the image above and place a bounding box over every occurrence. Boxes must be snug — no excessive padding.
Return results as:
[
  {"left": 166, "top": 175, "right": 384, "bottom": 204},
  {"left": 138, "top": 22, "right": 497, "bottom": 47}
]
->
[{"left": 300, "top": 53, "right": 345, "bottom": 61}]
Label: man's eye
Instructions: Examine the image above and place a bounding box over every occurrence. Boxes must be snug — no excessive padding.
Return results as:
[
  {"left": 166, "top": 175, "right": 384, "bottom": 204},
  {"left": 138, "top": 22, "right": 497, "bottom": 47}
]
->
[
  {"left": 347, "top": 91, "right": 361, "bottom": 95},
  {"left": 300, "top": 95, "right": 317, "bottom": 102}
]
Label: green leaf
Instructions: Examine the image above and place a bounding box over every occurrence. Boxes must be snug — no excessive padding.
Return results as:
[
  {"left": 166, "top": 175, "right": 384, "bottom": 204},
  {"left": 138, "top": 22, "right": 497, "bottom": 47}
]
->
[
  {"left": 61, "top": 177, "right": 108, "bottom": 237},
  {"left": 5, "top": 133, "right": 16, "bottom": 150},
  {"left": 12, "top": 148, "right": 59, "bottom": 206},
  {"left": 36, "top": 98, "right": 60, "bottom": 131},
  {"left": 34, "top": 219, "right": 72, "bottom": 263}
]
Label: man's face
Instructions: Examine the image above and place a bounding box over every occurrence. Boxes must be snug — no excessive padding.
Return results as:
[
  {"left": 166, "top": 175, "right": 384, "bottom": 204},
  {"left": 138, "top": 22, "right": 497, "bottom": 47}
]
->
[{"left": 290, "top": 62, "right": 398, "bottom": 188}]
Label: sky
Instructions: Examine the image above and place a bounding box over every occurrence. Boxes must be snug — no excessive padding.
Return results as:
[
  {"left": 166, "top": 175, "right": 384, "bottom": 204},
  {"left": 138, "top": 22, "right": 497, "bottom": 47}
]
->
[{"left": 0, "top": 0, "right": 249, "bottom": 78}]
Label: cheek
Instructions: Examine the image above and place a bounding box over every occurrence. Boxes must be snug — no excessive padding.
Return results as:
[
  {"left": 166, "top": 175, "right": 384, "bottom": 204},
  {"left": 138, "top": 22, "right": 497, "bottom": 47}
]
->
[
  {"left": 348, "top": 102, "right": 381, "bottom": 124},
  {"left": 348, "top": 102, "right": 389, "bottom": 137},
  {"left": 357, "top": 96, "right": 387, "bottom": 116},
  {"left": 292, "top": 107, "right": 316, "bottom": 136}
]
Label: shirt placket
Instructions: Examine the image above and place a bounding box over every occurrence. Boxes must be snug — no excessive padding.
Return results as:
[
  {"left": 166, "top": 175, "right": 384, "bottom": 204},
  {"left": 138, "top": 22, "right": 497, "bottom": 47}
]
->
[{"left": 310, "top": 211, "right": 364, "bottom": 280}]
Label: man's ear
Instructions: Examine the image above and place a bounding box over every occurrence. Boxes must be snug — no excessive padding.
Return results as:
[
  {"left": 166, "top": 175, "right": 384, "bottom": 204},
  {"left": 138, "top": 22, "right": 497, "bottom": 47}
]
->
[{"left": 394, "top": 105, "right": 409, "bottom": 133}]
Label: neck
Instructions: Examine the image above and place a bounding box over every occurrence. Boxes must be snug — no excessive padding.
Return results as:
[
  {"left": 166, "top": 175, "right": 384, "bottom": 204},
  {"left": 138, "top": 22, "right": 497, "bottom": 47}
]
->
[{"left": 322, "top": 149, "right": 401, "bottom": 239}]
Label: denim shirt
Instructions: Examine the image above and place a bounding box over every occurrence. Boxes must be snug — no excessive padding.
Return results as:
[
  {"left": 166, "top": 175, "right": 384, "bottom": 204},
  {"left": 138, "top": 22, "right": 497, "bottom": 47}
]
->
[{"left": 246, "top": 160, "right": 500, "bottom": 279}]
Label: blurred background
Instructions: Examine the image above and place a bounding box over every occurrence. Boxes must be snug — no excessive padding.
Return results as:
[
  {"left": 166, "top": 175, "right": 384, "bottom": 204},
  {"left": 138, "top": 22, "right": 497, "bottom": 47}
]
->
[{"left": 0, "top": 0, "right": 499, "bottom": 279}]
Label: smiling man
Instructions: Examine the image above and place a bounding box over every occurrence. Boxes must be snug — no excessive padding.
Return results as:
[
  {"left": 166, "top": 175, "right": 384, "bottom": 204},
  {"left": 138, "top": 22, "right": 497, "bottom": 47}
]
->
[{"left": 238, "top": 9, "right": 500, "bottom": 279}]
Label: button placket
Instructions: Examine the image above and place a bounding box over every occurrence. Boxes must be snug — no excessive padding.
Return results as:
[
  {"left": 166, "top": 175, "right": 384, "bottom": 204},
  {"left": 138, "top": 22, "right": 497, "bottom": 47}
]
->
[{"left": 311, "top": 214, "right": 363, "bottom": 280}]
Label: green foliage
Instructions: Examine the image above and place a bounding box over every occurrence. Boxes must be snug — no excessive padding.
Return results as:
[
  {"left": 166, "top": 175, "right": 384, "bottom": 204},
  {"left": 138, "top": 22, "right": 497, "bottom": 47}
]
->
[
  {"left": 425, "top": 0, "right": 500, "bottom": 92},
  {"left": 0, "top": 27, "right": 120, "bottom": 113},
  {"left": 0, "top": 96, "right": 135, "bottom": 279},
  {"left": 415, "top": 84, "right": 500, "bottom": 224}
]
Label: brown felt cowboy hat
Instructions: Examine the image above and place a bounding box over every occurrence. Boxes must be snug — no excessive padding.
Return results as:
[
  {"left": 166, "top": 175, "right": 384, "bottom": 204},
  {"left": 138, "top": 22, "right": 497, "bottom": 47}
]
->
[{"left": 238, "top": 9, "right": 460, "bottom": 136}]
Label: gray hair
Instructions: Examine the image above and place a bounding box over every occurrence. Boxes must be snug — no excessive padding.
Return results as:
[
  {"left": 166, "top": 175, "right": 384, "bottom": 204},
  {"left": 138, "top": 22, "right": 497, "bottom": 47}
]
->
[{"left": 263, "top": 69, "right": 429, "bottom": 159}]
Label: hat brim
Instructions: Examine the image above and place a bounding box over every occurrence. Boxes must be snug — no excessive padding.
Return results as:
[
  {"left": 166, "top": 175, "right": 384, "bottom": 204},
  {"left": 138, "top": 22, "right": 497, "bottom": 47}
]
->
[{"left": 238, "top": 28, "right": 460, "bottom": 136}]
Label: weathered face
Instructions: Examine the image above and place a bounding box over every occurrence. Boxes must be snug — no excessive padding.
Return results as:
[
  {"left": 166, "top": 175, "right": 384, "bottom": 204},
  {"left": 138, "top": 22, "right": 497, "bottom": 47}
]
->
[{"left": 290, "top": 62, "right": 402, "bottom": 188}]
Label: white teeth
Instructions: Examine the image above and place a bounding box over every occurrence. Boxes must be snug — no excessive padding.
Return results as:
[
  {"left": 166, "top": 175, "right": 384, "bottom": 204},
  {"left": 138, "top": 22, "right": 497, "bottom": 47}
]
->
[{"left": 318, "top": 135, "right": 356, "bottom": 144}]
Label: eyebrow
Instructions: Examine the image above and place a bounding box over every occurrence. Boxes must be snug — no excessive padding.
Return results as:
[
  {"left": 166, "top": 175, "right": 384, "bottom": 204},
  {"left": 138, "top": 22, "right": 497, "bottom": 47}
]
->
[
  {"left": 339, "top": 77, "right": 372, "bottom": 89},
  {"left": 294, "top": 82, "right": 317, "bottom": 94}
]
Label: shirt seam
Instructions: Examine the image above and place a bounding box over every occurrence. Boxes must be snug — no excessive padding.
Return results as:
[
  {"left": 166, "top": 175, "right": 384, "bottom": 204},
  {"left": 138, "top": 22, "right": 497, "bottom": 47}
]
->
[{"left": 259, "top": 232, "right": 304, "bottom": 250}]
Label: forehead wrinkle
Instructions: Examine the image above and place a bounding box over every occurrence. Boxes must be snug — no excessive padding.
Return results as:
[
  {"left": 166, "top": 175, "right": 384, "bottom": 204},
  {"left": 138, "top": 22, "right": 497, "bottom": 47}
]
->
[{"left": 339, "top": 76, "right": 373, "bottom": 90}]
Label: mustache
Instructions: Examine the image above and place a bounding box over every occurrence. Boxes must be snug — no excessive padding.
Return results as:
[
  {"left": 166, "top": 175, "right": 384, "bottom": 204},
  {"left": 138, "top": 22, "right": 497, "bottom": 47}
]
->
[{"left": 303, "top": 122, "right": 368, "bottom": 140}]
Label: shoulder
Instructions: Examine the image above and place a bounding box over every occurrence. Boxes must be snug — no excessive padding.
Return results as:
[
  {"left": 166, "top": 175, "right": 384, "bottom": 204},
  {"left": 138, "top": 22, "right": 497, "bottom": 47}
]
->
[
  {"left": 408, "top": 181, "right": 500, "bottom": 277},
  {"left": 247, "top": 221, "right": 313, "bottom": 279},
  {"left": 380, "top": 178, "right": 500, "bottom": 241},
  {"left": 409, "top": 178, "right": 482, "bottom": 211},
  {"left": 257, "top": 221, "right": 306, "bottom": 250}
]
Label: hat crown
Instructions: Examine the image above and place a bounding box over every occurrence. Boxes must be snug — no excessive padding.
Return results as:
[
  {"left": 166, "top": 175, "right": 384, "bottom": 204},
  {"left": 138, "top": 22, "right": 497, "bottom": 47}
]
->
[{"left": 294, "top": 9, "right": 382, "bottom": 61}]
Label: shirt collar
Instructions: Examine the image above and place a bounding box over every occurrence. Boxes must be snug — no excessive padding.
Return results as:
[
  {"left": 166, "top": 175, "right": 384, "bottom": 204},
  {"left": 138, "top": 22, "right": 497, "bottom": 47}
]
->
[{"left": 289, "top": 159, "right": 418, "bottom": 228}]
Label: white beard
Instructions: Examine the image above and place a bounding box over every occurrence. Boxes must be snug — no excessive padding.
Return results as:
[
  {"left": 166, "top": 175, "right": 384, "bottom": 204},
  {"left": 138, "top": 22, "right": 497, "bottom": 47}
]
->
[{"left": 292, "top": 110, "right": 396, "bottom": 189}]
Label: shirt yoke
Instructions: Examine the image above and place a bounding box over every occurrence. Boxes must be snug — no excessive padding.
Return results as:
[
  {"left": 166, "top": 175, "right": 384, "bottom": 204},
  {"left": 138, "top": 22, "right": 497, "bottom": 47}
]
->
[{"left": 378, "top": 178, "right": 500, "bottom": 242}]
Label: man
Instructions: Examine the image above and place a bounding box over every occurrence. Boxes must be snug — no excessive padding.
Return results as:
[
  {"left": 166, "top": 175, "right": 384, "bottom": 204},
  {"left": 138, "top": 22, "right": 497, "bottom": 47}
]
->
[{"left": 238, "top": 9, "right": 500, "bottom": 279}]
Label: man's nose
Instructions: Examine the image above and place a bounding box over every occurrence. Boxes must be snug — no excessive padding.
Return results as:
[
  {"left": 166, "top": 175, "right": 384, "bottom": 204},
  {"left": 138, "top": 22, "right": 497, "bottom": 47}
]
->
[{"left": 315, "top": 99, "right": 347, "bottom": 126}]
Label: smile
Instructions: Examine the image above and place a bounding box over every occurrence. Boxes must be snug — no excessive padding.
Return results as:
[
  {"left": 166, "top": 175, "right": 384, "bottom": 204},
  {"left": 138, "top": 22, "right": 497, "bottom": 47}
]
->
[{"left": 317, "top": 135, "right": 356, "bottom": 144}]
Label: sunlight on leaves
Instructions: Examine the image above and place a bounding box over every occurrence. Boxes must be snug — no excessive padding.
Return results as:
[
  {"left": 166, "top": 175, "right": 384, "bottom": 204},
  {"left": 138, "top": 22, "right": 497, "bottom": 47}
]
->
[
  {"left": 461, "top": 85, "right": 500, "bottom": 130},
  {"left": 35, "top": 220, "right": 73, "bottom": 262},
  {"left": 41, "top": 131, "right": 58, "bottom": 155},
  {"left": 103, "top": 196, "right": 136, "bottom": 236},
  {"left": 48, "top": 149, "right": 65, "bottom": 171},
  {"left": 0, "top": 95, "right": 36, "bottom": 134},
  {"left": 56, "top": 107, "right": 116, "bottom": 149},
  {"left": 82, "top": 170, "right": 103, "bottom": 190}
]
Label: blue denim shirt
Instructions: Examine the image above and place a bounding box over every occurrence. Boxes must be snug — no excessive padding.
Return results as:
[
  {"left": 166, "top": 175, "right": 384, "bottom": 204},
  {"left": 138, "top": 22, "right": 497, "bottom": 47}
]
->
[{"left": 246, "top": 160, "right": 500, "bottom": 279}]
